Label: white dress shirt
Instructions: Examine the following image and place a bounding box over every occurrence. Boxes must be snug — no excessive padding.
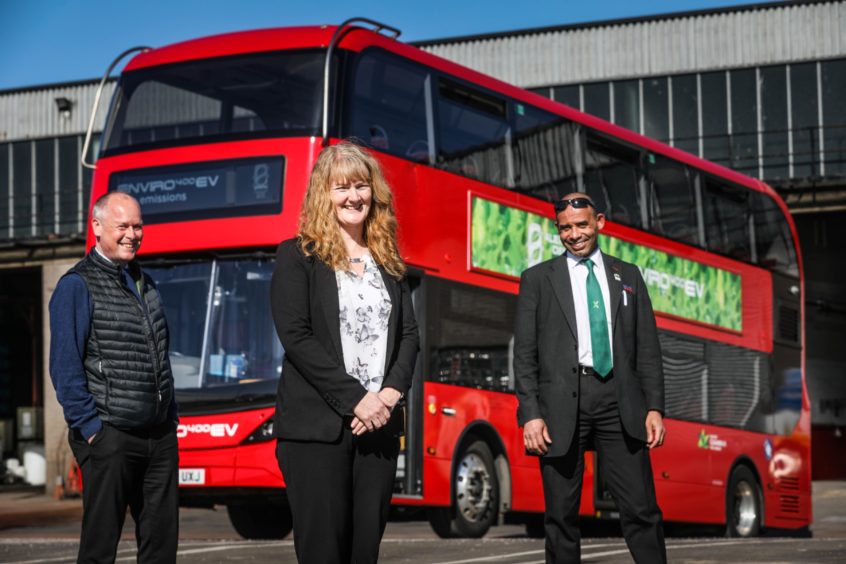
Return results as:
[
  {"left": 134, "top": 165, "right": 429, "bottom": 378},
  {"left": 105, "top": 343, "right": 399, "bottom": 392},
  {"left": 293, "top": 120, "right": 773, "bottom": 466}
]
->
[{"left": 566, "top": 248, "right": 614, "bottom": 368}]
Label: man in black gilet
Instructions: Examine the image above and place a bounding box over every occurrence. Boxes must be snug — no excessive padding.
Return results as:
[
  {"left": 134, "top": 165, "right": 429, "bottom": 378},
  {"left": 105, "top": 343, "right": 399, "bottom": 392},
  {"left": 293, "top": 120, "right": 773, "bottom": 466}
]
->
[{"left": 49, "top": 192, "right": 178, "bottom": 563}]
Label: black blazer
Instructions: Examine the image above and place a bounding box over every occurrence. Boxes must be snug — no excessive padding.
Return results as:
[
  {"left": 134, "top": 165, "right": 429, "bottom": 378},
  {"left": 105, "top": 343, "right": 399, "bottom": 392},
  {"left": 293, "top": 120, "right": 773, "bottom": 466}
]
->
[
  {"left": 513, "top": 251, "right": 664, "bottom": 457},
  {"left": 270, "top": 238, "right": 419, "bottom": 442}
]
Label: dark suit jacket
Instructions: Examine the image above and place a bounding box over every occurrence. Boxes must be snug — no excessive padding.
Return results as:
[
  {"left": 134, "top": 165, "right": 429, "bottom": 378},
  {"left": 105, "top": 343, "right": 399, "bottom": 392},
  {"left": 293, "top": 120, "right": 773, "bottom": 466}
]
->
[
  {"left": 514, "top": 251, "right": 664, "bottom": 457},
  {"left": 270, "top": 238, "right": 419, "bottom": 442}
]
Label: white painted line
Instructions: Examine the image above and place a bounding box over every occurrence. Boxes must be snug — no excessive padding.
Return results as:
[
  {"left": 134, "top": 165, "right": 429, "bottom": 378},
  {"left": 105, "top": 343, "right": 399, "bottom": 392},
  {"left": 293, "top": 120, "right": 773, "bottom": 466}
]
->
[
  {"left": 439, "top": 538, "right": 804, "bottom": 564},
  {"left": 6, "top": 541, "right": 295, "bottom": 564},
  {"left": 430, "top": 543, "right": 627, "bottom": 564},
  {"left": 115, "top": 541, "right": 291, "bottom": 561},
  {"left": 430, "top": 549, "right": 544, "bottom": 564},
  {"left": 3, "top": 557, "right": 75, "bottom": 564},
  {"left": 581, "top": 538, "right": 794, "bottom": 561},
  {"left": 0, "top": 540, "right": 79, "bottom": 545},
  {"left": 5, "top": 546, "right": 141, "bottom": 564}
]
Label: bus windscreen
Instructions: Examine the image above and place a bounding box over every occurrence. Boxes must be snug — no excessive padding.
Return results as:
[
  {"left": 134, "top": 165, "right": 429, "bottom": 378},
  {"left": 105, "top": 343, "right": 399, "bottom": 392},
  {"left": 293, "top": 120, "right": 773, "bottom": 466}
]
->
[
  {"left": 145, "top": 258, "right": 283, "bottom": 393},
  {"left": 101, "top": 50, "right": 326, "bottom": 155}
]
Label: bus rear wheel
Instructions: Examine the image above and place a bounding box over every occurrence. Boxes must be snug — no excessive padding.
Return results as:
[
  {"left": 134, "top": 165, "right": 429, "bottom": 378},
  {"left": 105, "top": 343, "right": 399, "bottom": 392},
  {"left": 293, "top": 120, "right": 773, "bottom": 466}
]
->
[
  {"left": 429, "top": 440, "right": 499, "bottom": 538},
  {"left": 726, "top": 465, "right": 762, "bottom": 537},
  {"left": 227, "top": 503, "right": 293, "bottom": 539}
]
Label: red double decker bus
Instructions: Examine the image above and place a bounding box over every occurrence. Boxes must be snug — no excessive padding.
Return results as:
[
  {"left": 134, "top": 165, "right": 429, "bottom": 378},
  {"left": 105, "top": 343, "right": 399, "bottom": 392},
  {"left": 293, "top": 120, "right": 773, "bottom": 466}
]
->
[{"left": 83, "top": 19, "right": 809, "bottom": 539}]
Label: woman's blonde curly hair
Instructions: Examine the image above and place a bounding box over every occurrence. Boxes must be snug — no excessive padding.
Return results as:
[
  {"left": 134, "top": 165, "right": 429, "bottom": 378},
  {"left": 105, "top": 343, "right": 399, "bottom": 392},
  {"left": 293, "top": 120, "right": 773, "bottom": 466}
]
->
[{"left": 298, "top": 141, "right": 406, "bottom": 279}]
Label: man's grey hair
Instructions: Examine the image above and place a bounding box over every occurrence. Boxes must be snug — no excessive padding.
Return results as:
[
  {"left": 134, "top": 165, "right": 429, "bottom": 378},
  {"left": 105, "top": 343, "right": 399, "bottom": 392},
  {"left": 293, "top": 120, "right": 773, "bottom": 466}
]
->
[{"left": 92, "top": 192, "right": 139, "bottom": 221}]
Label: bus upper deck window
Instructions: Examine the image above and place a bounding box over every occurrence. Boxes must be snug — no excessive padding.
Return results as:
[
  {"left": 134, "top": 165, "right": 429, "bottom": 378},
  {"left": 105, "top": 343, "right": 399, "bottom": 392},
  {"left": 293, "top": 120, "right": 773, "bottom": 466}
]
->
[
  {"left": 648, "top": 156, "right": 699, "bottom": 246},
  {"left": 752, "top": 194, "right": 799, "bottom": 277},
  {"left": 436, "top": 78, "right": 510, "bottom": 186},
  {"left": 582, "top": 134, "right": 645, "bottom": 230},
  {"left": 703, "top": 178, "right": 753, "bottom": 262},
  {"left": 344, "top": 49, "right": 430, "bottom": 162},
  {"left": 512, "top": 105, "right": 581, "bottom": 202}
]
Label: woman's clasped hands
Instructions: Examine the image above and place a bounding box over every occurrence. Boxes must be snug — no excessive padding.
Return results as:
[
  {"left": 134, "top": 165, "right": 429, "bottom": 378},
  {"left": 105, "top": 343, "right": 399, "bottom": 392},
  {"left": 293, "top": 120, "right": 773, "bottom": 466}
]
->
[{"left": 350, "top": 388, "right": 402, "bottom": 435}]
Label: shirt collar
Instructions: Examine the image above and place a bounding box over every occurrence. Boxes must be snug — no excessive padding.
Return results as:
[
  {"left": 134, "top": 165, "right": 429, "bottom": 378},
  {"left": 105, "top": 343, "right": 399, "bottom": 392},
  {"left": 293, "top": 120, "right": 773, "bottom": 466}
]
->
[
  {"left": 94, "top": 245, "right": 115, "bottom": 265},
  {"left": 565, "top": 247, "right": 603, "bottom": 271}
]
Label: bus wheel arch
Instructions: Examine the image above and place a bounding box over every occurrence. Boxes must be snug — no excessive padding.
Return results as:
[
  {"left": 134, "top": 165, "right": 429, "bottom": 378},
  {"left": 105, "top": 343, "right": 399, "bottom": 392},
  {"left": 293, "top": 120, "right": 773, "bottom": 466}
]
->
[
  {"left": 725, "top": 458, "right": 764, "bottom": 537},
  {"left": 428, "top": 422, "right": 510, "bottom": 538}
]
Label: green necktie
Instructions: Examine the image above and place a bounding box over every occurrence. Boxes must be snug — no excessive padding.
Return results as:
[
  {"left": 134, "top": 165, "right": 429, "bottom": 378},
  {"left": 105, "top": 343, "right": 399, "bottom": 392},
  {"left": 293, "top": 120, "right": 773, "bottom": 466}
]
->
[{"left": 581, "top": 258, "right": 612, "bottom": 377}]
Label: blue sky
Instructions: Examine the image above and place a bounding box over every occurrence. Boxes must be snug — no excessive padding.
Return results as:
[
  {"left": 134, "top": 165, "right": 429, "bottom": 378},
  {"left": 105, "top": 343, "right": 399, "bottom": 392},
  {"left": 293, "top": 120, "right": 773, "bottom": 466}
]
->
[{"left": 0, "top": 0, "right": 770, "bottom": 90}]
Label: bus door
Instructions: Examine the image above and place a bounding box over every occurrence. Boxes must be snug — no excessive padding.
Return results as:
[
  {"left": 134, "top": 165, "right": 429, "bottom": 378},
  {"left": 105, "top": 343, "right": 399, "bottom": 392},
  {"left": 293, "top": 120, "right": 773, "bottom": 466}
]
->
[{"left": 396, "top": 272, "right": 425, "bottom": 497}]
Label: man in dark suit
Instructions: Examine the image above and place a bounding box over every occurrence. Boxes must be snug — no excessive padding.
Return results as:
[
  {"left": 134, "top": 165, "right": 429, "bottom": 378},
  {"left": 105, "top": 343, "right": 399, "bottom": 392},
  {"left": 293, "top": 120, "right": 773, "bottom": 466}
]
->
[{"left": 514, "top": 193, "right": 667, "bottom": 564}]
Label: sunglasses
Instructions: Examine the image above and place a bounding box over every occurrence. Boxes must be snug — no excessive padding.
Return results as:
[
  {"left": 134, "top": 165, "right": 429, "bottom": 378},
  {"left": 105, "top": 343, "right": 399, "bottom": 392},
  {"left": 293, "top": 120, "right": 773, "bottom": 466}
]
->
[{"left": 553, "top": 198, "right": 597, "bottom": 213}]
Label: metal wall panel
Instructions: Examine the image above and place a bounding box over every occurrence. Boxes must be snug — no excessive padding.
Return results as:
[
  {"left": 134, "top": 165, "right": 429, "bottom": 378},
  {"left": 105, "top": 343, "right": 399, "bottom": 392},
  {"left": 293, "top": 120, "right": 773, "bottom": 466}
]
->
[
  {"left": 1, "top": 3, "right": 845, "bottom": 141},
  {"left": 420, "top": 2, "right": 846, "bottom": 87},
  {"left": 0, "top": 81, "right": 115, "bottom": 142}
]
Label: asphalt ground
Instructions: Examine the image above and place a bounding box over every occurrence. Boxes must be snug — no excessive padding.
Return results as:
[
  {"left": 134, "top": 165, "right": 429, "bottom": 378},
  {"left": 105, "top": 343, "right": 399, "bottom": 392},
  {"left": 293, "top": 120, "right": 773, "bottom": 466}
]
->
[{"left": 0, "top": 481, "right": 844, "bottom": 563}]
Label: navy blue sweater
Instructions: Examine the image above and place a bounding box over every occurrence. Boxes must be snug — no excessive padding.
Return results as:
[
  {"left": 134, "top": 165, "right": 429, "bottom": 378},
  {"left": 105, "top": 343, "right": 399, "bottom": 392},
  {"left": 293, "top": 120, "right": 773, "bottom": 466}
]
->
[{"left": 49, "top": 266, "right": 178, "bottom": 440}]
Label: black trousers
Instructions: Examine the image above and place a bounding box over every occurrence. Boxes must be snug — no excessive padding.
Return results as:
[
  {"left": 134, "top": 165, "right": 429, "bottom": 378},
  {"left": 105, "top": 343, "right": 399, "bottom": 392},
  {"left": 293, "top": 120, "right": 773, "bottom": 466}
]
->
[
  {"left": 277, "top": 427, "right": 399, "bottom": 564},
  {"left": 540, "top": 370, "right": 666, "bottom": 564},
  {"left": 68, "top": 422, "right": 179, "bottom": 564}
]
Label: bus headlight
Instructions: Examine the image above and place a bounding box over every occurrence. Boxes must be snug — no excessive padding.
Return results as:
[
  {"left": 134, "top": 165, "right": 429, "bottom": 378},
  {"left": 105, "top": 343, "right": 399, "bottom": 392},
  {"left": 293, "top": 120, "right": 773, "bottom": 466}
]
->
[{"left": 242, "top": 419, "right": 274, "bottom": 444}]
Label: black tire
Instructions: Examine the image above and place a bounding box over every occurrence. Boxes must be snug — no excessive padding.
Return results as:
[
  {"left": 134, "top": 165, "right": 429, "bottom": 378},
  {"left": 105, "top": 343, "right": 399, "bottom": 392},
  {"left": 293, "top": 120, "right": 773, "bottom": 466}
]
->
[
  {"left": 726, "top": 465, "right": 762, "bottom": 537},
  {"left": 227, "top": 503, "right": 293, "bottom": 540},
  {"left": 428, "top": 440, "right": 499, "bottom": 538}
]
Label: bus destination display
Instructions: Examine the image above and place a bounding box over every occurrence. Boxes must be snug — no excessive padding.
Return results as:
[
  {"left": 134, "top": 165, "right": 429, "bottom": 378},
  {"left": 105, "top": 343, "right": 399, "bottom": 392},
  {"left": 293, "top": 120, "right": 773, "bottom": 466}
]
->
[{"left": 109, "top": 156, "right": 285, "bottom": 224}]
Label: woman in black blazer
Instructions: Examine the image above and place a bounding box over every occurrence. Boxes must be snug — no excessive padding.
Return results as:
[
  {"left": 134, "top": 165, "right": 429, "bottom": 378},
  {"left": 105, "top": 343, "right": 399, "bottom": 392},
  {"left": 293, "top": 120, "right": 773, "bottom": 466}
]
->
[{"left": 270, "top": 141, "right": 419, "bottom": 563}]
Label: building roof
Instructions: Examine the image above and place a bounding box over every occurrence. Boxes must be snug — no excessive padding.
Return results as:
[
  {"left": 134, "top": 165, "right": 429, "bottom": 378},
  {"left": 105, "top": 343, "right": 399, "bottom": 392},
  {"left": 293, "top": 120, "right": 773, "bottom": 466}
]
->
[{"left": 413, "top": 1, "right": 838, "bottom": 46}]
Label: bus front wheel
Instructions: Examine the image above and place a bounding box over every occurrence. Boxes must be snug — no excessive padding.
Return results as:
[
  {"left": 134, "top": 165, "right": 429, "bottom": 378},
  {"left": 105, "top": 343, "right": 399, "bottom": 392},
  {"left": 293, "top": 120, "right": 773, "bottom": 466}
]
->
[
  {"left": 429, "top": 440, "right": 499, "bottom": 538},
  {"left": 227, "top": 503, "right": 293, "bottom": 539},
  {"left": 726, "top": 465, "right": 762, "bottom": 537}
]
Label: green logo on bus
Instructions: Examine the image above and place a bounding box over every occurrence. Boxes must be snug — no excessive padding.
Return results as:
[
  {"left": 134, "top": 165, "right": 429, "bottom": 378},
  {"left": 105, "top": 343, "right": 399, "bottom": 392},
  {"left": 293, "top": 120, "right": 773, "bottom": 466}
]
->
[{"left": 470, "top": 197, "right": 742, "bottom": 331}]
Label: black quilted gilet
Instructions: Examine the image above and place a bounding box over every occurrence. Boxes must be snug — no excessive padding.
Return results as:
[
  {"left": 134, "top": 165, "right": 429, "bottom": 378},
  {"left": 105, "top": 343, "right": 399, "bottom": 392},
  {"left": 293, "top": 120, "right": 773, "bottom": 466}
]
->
[{"left": 68, "top": 251, "right": 173, "bottom": 429}]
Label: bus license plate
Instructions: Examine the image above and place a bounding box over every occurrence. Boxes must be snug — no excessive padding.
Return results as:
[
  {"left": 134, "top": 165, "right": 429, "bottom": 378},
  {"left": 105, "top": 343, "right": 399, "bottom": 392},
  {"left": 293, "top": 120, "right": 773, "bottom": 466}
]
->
[{"left": 179, "top": 468, "right": 205, "bottom": 485}]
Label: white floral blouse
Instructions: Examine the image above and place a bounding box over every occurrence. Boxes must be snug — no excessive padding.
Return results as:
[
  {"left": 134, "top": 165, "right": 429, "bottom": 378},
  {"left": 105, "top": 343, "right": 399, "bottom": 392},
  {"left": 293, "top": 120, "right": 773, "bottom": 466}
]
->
[{"left": 336, "top": 255, "right": 393, "bottom": 392}]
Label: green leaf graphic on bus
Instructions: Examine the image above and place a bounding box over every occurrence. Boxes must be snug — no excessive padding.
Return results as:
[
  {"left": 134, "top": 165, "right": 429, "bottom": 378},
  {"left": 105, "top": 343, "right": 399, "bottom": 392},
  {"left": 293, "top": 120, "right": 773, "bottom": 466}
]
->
[
  {"left": 471, "top": 197, "right": 563, "bottom": 277},
  {"left": 601, "top": 237, "right": 742, "bottom": 331},
  {"left": 470, "top": 197, "right": 742, "bottom": 332}
]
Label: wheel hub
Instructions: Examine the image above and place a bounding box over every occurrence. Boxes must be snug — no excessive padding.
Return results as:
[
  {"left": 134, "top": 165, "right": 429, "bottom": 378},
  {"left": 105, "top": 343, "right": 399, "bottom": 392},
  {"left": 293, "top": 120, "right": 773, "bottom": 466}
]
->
[
  {"left": 455, "top": 452, "right": 493, "bottom": 523},
  {"left": 732, "top": 480, "right": 758, "bottom": 536}
]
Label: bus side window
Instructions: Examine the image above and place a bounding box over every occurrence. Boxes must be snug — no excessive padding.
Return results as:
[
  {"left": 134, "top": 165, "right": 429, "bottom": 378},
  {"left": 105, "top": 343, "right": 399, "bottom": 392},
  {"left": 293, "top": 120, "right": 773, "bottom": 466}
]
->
[
  {"left": 707, "top": 340, "right": 772, "bottom": 433},
  {"left": 660, "top": 330, "right": 773, "bottom": 434},
  {"left": 702, "top": 178, "right": 753, "bottom": 262},
  {"left": 424, "top": 277, "right": 516, "bottom": 393},
  {"left": 648, "top": 156, "right": 700, "bottom": 246},
  {"left": 512, "top": 104, "right": 581, "bottom": 202},
  {"left": 583, "top": 133, "right": 645, "bottom": 229},
  {"left": 435, "top": 78, "right": 511, "bottom": 186},
  {"left": 751, "top": 193, "right": 799, "bottom": 277},
  {"left": 345, "top": 50, "right": 430, "bottom": 163},
  {"left": 659, "top": 332, "right": 707, "bottom": 423}
]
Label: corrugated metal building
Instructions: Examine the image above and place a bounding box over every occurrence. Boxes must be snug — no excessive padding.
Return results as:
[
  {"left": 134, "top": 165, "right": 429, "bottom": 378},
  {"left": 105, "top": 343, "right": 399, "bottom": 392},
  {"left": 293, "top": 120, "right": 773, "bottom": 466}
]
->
[
  {"left": 0, "top": 80, "right": 115, "bottom": 142},
  {"left": 0, "top": 76, "right": 116, "bottom": 488},
  {"left": 419, "top": 1, "right": 846, "bottom": 85},
  {"left": 0, "top": 0, "right": 843, "bottom": 487}
]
